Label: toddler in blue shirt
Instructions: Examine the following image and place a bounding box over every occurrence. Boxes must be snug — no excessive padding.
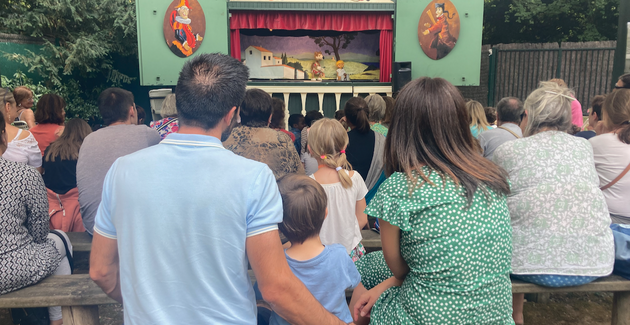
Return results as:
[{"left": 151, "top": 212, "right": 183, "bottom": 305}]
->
[{"left": 270, "top": 174, "right": 361, "bottom": 325}]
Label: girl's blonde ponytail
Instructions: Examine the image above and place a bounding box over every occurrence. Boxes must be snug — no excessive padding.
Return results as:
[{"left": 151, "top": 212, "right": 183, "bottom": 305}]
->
[{"left": 309, "top": 119, "right": 354, "bottom": 188}]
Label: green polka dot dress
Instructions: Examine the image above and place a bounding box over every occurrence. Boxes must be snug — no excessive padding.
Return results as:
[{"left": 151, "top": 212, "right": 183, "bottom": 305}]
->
[{"left": 357, "top": 167, "right": 514, "bottom": 325}]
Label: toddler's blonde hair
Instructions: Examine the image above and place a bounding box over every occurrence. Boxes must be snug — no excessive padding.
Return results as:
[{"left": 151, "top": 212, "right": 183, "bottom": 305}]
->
[{"left": 308, "top": 118, "right": 353, "bottom": 188}]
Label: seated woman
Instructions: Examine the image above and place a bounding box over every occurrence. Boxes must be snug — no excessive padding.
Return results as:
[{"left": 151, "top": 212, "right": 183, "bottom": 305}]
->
[
  {"left": 150, "top": 94, "right": 179, "bottom": 140},
  {"left": 350, "top": 77, "right": 513, "bottom": 325},
  {"left": 589, "top": 89, "right": 630, "bottom": 224},
  {"left": 269, "top": 98, "right": 295, "bottom": 142},
  {"left": 1, "top": 88, "right": 42, "bottom": 171},
  {"left": 43, "top": 118, "right": 92, "bottom": 232},
  {"left": 344, "top": 97, "right": 385, "bottom": 192},
  {"left": 468, "top": 100, "right": 492, "bottom": 138},
  {"left": 365, "top": 94, "right": 388, "bottom": 137},
  {"left": 493, "top": 81, "right": 614, "bottom": 325},
  {"left": 0, "top": 107, "right": 72, "bottom": 325},
  {"left": 30, "top": 94, "right": 66, "bottom": 155},
  {"left": 12, "top": 86, "right": 36, "bottom": 129},
  {"left": 223, "top": 88, "right": 304, "bottom": 179}
]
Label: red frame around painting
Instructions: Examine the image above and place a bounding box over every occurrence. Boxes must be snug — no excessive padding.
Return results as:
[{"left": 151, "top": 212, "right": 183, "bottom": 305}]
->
[{"left": 229, "top": 11, "right": 393, "bottom": 82}]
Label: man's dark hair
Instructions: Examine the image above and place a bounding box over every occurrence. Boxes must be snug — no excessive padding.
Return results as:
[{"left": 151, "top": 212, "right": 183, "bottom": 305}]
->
[
  {"left": 590, "top": 95, "right": 605, "bottom": 121},
  {"left": 304, "top": 110, "right": 323, "bottom": 127},
  {"left": 240, "top": 89, "right": 273, "bottom": 127},
  {"left": 176, "top": 53, "right": 249, "bottom": 129},
  {"left": 619, "top": 73, "right": 630, "bottom": 88},
  {"left": 277, "top": 174, "right": 327, "bottom": 245},
  {"left": 288, "top": 114, "right": 304, "bottom": 128},
  {"left": 496, "top": 97, "right": 524, "bottom": 124},
  {"left": 98, "top": 88, "right": 135, "bottom": 125}
]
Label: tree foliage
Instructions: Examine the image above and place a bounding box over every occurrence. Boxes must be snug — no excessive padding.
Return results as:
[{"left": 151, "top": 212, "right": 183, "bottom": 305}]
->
[
  {"left": 483, "top": 0, "right": 620, "bottom": 44},
  {"left": 310, "top": 33, "right": 358, "bottom": 61},
  {"left": 0, "top": 0, "right": 137, "bottom": 86}
]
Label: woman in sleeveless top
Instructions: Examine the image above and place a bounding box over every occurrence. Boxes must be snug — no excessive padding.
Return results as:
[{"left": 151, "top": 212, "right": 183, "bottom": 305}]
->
[
  {"left": 12, "top": 86, "right": 36, "bottom": 129},
  {"left": 1, "top": 88, "right": 42, "bottom": 171},
  {"left": 29, "top": 94, "right": 66, "bottom": 156}
]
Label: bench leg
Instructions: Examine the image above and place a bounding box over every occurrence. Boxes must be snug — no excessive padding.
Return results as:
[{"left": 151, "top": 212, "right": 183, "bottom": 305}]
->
[
  {"left": 612, "top": 292, "right": 630, "bottom": 325},
  {"left": 525, "top": 293, "right": 550, "bottom": 303},
  {"left": 62, "top": 305, "right": 99, "bottom": 325}
]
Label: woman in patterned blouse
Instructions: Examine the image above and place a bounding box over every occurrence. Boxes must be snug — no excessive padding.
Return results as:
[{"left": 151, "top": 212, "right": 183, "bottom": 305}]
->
[
  {"left": 493, "top": 81, "right": 614, "bottom": 325},
  {"left": 150, "top": 94, "right": 179, "bottom": 140},
  {"left": 0, "top": 104, "right": 72, "bottom": 325}
]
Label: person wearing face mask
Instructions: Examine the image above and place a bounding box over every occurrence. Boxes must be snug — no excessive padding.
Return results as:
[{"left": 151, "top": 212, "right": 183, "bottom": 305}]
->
[
  {"left": 12, "top": 86, "right": 36, "bottom": 129},
  {"left": 76, "top": 88, "right": 160, "bottom": 235},
  {"left": 223, "top": 88, "right": 304, "bottom": 179}
]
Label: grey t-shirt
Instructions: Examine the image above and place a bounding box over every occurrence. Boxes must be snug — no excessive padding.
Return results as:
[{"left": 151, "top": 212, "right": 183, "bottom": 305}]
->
[
  {"left": 478, "top": 123, "right": 523, "bottom": 160},
  {"left": 77, "top": 124, "right": 161, "bottom": 234}
]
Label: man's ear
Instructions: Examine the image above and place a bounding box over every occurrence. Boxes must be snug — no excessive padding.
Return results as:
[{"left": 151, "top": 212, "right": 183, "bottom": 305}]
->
[
  {"left": 593, "top": 111, "right": 600, "bottom": 121},
  {"left": 224, "top": 106, "right": 238, "bottom": 125}
]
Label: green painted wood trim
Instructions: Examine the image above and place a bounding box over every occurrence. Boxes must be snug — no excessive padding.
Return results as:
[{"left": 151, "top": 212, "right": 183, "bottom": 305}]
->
[
  {"left": 228, "top": 2, "right": 395, "bottom": 11},
  {"left": 247, "top": 81, "right": 392, "bottom": 87}
]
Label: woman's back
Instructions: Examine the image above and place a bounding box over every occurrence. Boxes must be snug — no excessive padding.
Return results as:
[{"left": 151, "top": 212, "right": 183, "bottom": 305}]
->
[
  {"left": 346, "top": 129, "right": 375, "bottom": 180},
  {"left": 310, "top": 171, "right": 367, "bottom": 254},
  {"left": 365, "top": 169, "right": 513, "bottom": 324},
  {"left": 2, "top": 128, "right": 41, "bottom": 168},
  {"left": 30, "top": 123, "right": 63, "bottom": 156},
  {"left": 494, "top": 131, "right": 614, "bottom": 275},
  {"left": 590, "top": 133, "right": 630, "bottom": 222}
]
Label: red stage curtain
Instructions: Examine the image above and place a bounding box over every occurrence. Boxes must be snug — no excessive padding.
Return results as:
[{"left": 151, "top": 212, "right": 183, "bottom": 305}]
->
[
  {"left": 230, "top": 11, "right": 393, "bottom": 31},
  {"left": 379, "top": 30, "right": 393, "bottom": 83},
  {"left": 230, "top": 29, "right": 241, "bottom": 61}
]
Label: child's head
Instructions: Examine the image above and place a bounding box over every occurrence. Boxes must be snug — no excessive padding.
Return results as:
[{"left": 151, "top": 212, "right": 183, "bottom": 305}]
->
[
  {"left": 277, "top": 174, "right": 328, "bottom": 245},
  {"left": 308, "top": 118, "right": 353, "bottom": 188},
  {"left": 336, "top": 60, "right": 345, "bottom": 69}
]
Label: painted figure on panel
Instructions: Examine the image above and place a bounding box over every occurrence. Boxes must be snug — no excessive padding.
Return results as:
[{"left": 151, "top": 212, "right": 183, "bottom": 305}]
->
[
  {"left": 311, "top": 51, "right": 325, "bottom": 81},
  {"left": 336, "top": 61, "right": 349, "bottom": 81},
  {"left": 419, "top": 1, "right": 459, "bottom": 60},
  {"left": 164, "top": 0, "right": 206, "bottom": 58}
]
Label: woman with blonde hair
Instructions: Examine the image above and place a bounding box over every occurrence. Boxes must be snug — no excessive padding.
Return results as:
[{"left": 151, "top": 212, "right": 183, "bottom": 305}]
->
[
  {"left": 12, "top": 86, "right": 36, "bottom": 129},
  {"left": 0, "top": 88, "right": 42, "bottom": 171},
  {"left": 493, "top": 81, "right": 614, "bottom": 325},
  {"left": 150, "top": 93, "right": 179, "bottom": 140},
  {"left": 43, "top": 118, "right": 92, "bottom": 232},
  {"left": 590, "top": 88, "right": 630, "bottom": 224},
  {"left": 467, "top": 100, "right": 492, "bottom": 138},
  {"left": 308, "top": 118, "right": 368, "bottom": 261}
]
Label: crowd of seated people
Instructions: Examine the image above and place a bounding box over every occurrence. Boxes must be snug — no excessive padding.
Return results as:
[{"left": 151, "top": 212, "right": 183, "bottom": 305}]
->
[{"left": 1, "top": 54, "right": 629, "bottom": 325}]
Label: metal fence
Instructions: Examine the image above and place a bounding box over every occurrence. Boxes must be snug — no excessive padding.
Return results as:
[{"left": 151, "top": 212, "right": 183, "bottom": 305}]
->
[{"left": 487, "top": 47, "right": 616, "bottom": 111}]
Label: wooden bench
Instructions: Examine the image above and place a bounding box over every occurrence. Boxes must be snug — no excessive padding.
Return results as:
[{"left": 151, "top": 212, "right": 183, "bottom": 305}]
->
[
  {"left": 0, "top": 274, "right": 117, "bottom": 325},
  {"left": 67, "top": 232, "right": 93, "bottom": 253}
]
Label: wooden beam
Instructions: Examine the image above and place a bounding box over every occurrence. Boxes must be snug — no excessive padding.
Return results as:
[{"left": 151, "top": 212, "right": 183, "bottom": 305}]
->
[
  {"left": 62, "top": 305, "right": 100, "bottom": 325},
  {"left": 612, "top": 291, "right": 630, "bottom": 325}
]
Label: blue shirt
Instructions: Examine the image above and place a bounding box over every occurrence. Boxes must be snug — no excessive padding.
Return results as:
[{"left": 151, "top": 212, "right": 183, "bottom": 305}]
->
[
  {"left": 94, "top": 133, "right": 283, "bottom": 325},
  {"left": 269, "top": 244, "right": 361, "bottom": 325}
]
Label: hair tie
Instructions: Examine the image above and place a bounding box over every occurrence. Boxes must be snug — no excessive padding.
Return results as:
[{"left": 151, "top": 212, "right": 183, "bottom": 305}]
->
[
  {"left": 335, "top": 167, "right": 342, "bottom": 171},
  {"left": 340, "top": 150, "right": 346, "bottom": 154},
  {"left": 321, "top": 155, "right": 326, "bottom": 159}
]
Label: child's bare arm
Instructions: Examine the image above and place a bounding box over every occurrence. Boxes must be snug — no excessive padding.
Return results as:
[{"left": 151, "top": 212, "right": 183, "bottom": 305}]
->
[
  {"left": 355, "top": 198, "right": 368, "bottom": 230},
  {"left": 380, "top": 220, "right": 409, "bottom": 281}
]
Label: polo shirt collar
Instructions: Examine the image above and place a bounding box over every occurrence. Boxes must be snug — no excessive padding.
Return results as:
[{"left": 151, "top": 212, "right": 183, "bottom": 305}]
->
[{"left": 161, "top": 133, "right": 224, "bottom": 148}]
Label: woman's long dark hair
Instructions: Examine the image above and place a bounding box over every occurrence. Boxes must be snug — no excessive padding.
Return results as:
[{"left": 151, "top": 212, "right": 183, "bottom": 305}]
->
[
  {"left": 45, "top": 118, "right": 92, "bottom": 162},
  {"left": 385, "top": 77, "right": 510, "bottom": 201},
  {"left": 344, "top": 97, "right": 370, "bottom": 133}
]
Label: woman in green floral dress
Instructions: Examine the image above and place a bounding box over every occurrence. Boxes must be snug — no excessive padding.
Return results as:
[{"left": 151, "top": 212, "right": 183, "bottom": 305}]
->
[{"left": 350, "top": 77, "right": 514, "bottom": 325}]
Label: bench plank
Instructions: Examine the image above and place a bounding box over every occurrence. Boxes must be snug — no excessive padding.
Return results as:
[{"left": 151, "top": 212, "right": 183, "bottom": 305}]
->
[
  {"left": 361, "top": 229, "right": 381, "bottom": 249},
  {"left": 0, "top": 275, "right": 116, "bottom": 308},
  {"left": 67, "top": 232, "right": 92, "bottom": 253},
  {"left": 512, "top": 275, "right": 630, "bottom": 293}
]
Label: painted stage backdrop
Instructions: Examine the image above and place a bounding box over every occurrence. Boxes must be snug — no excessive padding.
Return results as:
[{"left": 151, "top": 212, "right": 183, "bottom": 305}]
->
[{"left": 240, "top": 32, "right": 380, "bottom": 81}]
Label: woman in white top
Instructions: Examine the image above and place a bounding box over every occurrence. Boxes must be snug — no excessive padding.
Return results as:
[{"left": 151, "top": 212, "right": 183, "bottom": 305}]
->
[
  {"left": 307, "top": 118, "right": 368, "bottom": 262},
  {"left": 1, "top": 88, "right": 42, "bottom": 171},
  {"left": 493, "top": 82, "right": 614, "bottom": 325},
  {"left": 590, "top": 88, "right": 630, "bottom": 224}
]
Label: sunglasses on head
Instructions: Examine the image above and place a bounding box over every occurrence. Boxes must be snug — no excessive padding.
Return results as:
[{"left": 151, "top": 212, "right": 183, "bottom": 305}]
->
[{"left": 614, "top": 84, "right": 630, "bottom": 90}]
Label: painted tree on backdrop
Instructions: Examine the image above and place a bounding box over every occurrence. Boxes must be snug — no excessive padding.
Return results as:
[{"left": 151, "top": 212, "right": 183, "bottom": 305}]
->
[
  {"left": 310, "top": 33, "right": 359, "bottom": 62},
  {"left": 483, "top": 0, "right": 619, "bottom": 44}
]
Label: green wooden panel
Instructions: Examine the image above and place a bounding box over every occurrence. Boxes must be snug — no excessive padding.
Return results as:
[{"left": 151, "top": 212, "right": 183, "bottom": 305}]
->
[
  {"left": 228, "top": 1, "right": 395, "bottom": 11},
  {"left": 394, "top": 0, "right": 483, "bottom": 86},
  {"left": 136, "top": 0, "right": 229, "bottom": 86},
  {"left": 0, "top": 41, "right": 45, "bottom": 83}
]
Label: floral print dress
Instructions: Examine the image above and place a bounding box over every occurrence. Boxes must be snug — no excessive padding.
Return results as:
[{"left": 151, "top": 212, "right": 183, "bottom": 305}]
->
[{"left": 356, "top": 168, "right": 514, "bottom": 325}]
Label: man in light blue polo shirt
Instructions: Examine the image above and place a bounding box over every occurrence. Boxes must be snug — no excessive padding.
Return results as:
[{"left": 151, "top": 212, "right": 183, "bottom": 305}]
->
[
  {"left": 479, "top": 97, "right": 524, "bottom": 160},
  {"left": 89, "top": 53, "right": 348, "bottom": 325}
]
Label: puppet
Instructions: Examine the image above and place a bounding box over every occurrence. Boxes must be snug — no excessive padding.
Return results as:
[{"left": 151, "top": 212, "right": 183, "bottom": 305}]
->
[
  {"left": 422, "top": 3, "right": 457, "bottom": 60},
  {"left": 170, "top": 0, "right": 203, "bottom": 57},
  {"left": 336, "top": 61, "right": 349, "bottom": 81},
  {"left": 311, "top": 51, "right": 325, "bottom": 81}
]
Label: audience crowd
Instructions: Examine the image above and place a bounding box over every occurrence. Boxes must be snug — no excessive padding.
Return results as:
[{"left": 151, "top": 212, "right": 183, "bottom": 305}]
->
[{"left": 0, "top": 53, "right": 628, "bottom": 325}]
